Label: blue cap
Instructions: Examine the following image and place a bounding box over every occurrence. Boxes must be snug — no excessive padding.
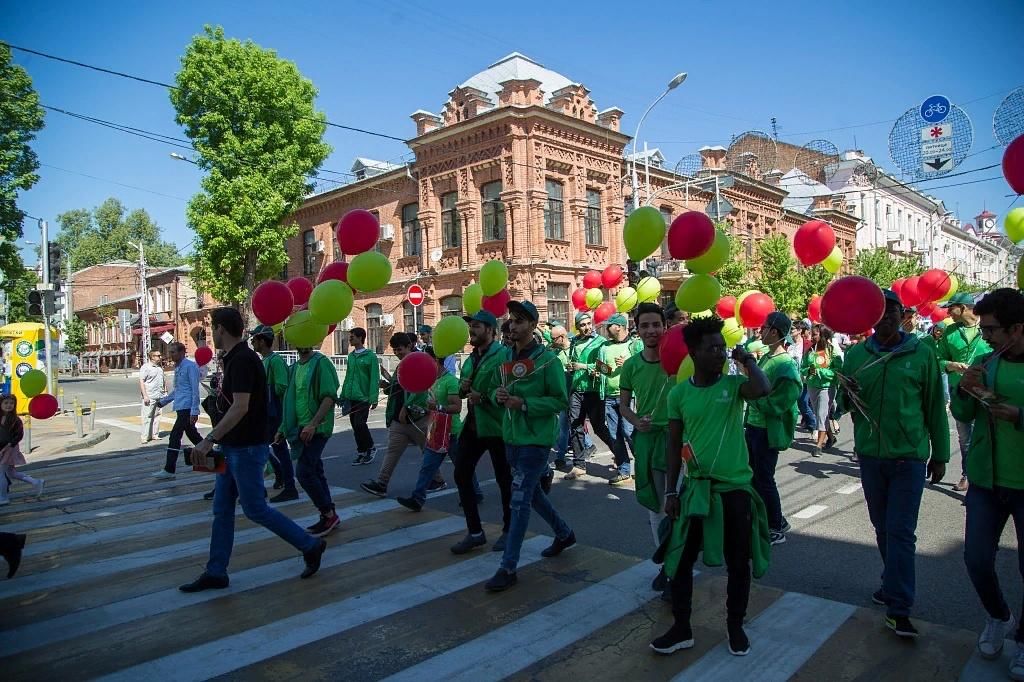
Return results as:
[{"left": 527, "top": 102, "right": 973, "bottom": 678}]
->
[
  {"left": 463, "top": 310, "right": 498, "bottom": 328},
  {"left": 508, "top": 300, "right": 539, "bottom": 322},
  {"left": 418, "top": 324, "right": 432, "bottom": 333},
  {"left": 882, "top": 289, "right": 904, "bottom": 306}
]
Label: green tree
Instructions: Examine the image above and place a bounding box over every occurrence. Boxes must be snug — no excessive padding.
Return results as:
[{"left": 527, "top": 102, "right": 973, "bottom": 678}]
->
[
  {"left": 716, "top": 224, "right": 751, "bottom": 296},
  {"left": 851, "top": 248, "right": 923, "bottom": 288},
  {"left": 0, "top": 44, "right": 45, "bottom": 316},
  {"left": 63, "top": 316, "right": 87, "bottom": 355},
  {"left": 55, "top": 197, "right": 184, "bottom": 271},
  {"left": 4, "top": 266, "right": 41, "bottom": 324},
  {"left": 799, "top": 265, "right": 834, "bottom": 314},
  {"left": 753, "top": 235, "right": 805, "bottom": 314},
  {"left": 170, "top": 25, "right": 331, "bottom": 314}
]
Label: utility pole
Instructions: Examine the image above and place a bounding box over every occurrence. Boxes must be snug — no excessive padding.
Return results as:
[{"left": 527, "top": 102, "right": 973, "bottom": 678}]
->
[
  {"left": 39, "top": 219, "right": 54, "bottom": 395},
  {"left": 129, "top": 241, "right": 150, "bottom": 360}
]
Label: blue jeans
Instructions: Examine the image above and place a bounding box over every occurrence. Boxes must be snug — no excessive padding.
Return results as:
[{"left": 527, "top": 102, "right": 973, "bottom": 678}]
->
[
  {"left": 207, "top": 444, "right": 318, "bottom": 577},
  {"left": 964, "top": 484, "right": 1024, "bottom": 639},
  {"left": 555, "top": 410, "right": 592, "bottom": 460},
  {"left": 858, "top": 456, "right": 926, "bottom": 617},
  {"left": 605, "top": 397, "right": 634, "bottom": 475},
  {"left": 798, "top": 386, "right": 817, "bottom": 430},
  {"left": 502, "top": 445, "right": 572, "bottom": 572},
  {"left": 295, "top": 434, "right": 334, "bottom": 515},
  {"left": 410, "top": 438, "right": 481, "bottom": 505},
  {"left": 745, "top": 426, "right": 784, "bottom": 531}
]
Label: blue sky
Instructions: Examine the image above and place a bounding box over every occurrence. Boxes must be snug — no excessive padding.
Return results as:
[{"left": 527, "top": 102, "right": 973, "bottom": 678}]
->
[{"left": 5, "top": 0, "right": 1023, "bottom": 263}]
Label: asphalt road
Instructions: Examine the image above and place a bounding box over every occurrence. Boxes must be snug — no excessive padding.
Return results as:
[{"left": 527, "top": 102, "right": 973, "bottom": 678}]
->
[{"left": 54, "top": 373, "right": 1014, "bottom": 636}]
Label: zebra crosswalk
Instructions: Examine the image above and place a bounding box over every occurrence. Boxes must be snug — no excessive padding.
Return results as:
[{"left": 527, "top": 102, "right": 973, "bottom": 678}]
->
[{"left": 0, "top": 452, "right": 1005, "bottom": 680}]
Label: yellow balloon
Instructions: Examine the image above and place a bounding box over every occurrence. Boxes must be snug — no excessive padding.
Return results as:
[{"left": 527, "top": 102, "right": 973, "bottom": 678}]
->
[
  {"left": 676, "top": 355, "right": 695, "bottom": 381},
  {"left": 822, "top": 246, "right": 843, "bottom": 275},
  {"left": 615, "top": 286, "right": 638, "bottom": 313},
  {"left": 723, "top": 317, "right": 744, "bottom": 348},
  {"left": 937, "top": 273, "right": 959, "bottom": 302},
  {"left": 636, "top": 276, "right": 662, "bottom": 303},
  {"left": 585, "top": 287, "right": 604, "bottom": 310},
  {"left": 685, "top": 230, "right": 730, "bottom": 275},
  {"left": 734, "top": 289, "right": 757, "bottom": 323}
]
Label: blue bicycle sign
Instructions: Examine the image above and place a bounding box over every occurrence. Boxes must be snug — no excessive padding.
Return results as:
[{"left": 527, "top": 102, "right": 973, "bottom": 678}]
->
[{"left": 920, "top": 95, "right": 951, "bottom": 124}]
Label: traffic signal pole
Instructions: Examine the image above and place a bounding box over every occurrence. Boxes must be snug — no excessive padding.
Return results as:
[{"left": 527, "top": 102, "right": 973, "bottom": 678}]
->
[{"left": 39, "top": 219, "right": 54, "bottom": 395}]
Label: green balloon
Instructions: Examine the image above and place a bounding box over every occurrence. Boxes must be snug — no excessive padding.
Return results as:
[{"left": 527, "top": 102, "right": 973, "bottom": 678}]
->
[
  {"left": 347, "top": 252, "right": 392, "bottom": 293},
  {"left": 20, "top": 369, "right": 47, "bottom": 398},
  {"left": 433, "top": 316, "right": 470, "bottom": 357},
  {"left": 463, "top": 283, "right": 484, "bottom": 315},
  {"left": 479, "top": 260, "right": 509, "bottom": 296},
  {"left": 1006, "top": 207, "right": 1024, "bottom": 244},
  {"left": 623, "top": 206, "right": 667, "bottom": 261},
  {"left": 584, "top": 287, "right": 604, "bottom": 310},
  {"left": 615, "top": 287, "right": 638, "bottom": 313},
  {"left": 675, "top": 274, "right": 722, "bottom": 313},
  {"left": 636, "top": 276, "right": 662, "bottom": 303},
  {"left": 685, "top": 230, "right": 730, "bottom": 274},
  {"left": 308, "top": 280, "right": 354, "bottom": 325},
  {"left": 283, "top": 310, "right": 328, "bottom": 349}
]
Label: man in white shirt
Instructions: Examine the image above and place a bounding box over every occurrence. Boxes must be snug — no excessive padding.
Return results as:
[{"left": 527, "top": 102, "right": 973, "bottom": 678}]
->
[{"left": 139, "top": 350, "right": 166, "bottom": 444}]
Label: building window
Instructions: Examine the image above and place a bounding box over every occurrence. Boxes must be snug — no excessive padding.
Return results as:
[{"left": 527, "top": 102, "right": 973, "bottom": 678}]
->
[
  {"left": 303, "top": 229, "right": 317, "bottom": 275},
  {"left": 333, "top": 328, "right": 349, "bottom": 357},
  {"left": 403, "top": 301, "right": 416, "bottom": 333},
  {"left": 441, "top": 192, "right": 460, "bottom": 248},
  {"left": 366, "top": 304, "right": 383, "bottom": 354},
  {"left": 482, "top": 181, "right": 505, "bottom": 242},
  {"left": 279, "top": 261, "right": 289, "bottom": 280},
  {"left": 440, "top": 296, "right": 462, "bottom": 318},
  {"left": 402, "top": 203, "right": 421, "bottom": 257},
  {"left": 660, "top": 206, "right": 673, "bottom": 257},
  {"left": 585, "top": 189, "right": 602, "bottom": 245},
  {"left": 547, "top": 283, "right": 570, "bottom": 327},
  {"left": 544, "top": 180, "right": 564, "bottom": 239}
]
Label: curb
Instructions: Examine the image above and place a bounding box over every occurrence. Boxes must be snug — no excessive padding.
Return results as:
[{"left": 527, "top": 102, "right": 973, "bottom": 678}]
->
[{"left": 34, "top": 430, "right": 112, "bottom": 458}]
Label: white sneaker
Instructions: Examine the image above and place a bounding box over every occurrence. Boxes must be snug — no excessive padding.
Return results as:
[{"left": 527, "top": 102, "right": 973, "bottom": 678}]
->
[
  {"left": 34, "top": 479, "right": 45, "bottom": 498},
  {"left": 151, "top": 470, "right": 176, "bottom": 480},
  {"left": 1010, "top": 644, "right": 1024, "bottom": 681},
  {"left": 979, "top": 614, "right": 1015, "bottom": 659}
]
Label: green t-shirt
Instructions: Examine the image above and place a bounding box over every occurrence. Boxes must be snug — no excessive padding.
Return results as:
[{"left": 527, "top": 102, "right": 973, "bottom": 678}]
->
[
  {"left": 620, "top": 353, "right": 675, "bottom": 428},
  {"left": 294, "top": 360, "right": 314, "bottom": 426},
  {"left": 263, "top": 353, "right": 289, "bottom": 400},
  {"left": 992, "top": 360, "right": 1024, "bottom": 489},
  {"left": 599, "top": 339, "right": 636, "bottom": 397},
  {"left": 745, "top": 352, "right": 800, "bottom": 429},
  {"left": 668, "top": 375, "right": 752, "bottom": 486},
  {"left": 938, "top": 323, "right": 992, "bottom": 390},
  {"left": 431, "top": 372, "right": 463, "bottom": 436}
]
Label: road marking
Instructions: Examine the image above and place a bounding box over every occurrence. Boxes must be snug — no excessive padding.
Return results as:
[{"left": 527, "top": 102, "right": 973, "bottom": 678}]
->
[
  {"left": 793, "top": 504, "right": 828, "bottom": 519},
  {"left": 96, "top": 536, "right": 552, "bottom": 682},
  {"left": 3, "top": 517, "right": 467, "bottom": 657},
  {"left": 96, "top": 417, "right": 144, "bottom": 432},
  {"left": 959, "top": 637, "right": 1018, "bottom": 682},
  {"left": 836, "top": 482, "right": 862, "bottom": 495},
  {"left": 672, "top": 592, "right": 856, "bottom": 681},
  {"left": 383, "top": 561, "right": 656, "bottom": 682},
  {"left": 94, "top": 402, "right": 144, "bottom": 410}
]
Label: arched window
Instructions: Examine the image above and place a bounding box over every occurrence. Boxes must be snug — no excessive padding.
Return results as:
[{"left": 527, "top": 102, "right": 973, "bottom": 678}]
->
[
  {"left": 366, "top": 304, "right": 383, "bottom": 354},
  {"left": 440, "top": 296, "right": 462, "bottom": 318}
]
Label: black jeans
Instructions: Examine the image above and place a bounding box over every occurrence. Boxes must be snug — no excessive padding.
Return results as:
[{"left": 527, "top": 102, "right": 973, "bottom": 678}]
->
[
  {"left": 266, "top": 415, "right": 295, "bottom": 489},
  {"left": 569, "top": 391, "right": 614, "bottom": 467},
  {"left": 965, "top": 484, "right": 1024, "bottom": 640},
  {"left": 165, "top": 409, "right": 204, "bottom": 473},
  {"left": 745, "top": 425, "right": 784, "bottom": 531},
  {"left": 454, "top": 426, "right": 512, "bottom": 535},
  {"left": 671, "top": 489, "right": 753, "bottom": 627},
  {"left": 349, "top": 400, "right": 374, "bottom": 453}
]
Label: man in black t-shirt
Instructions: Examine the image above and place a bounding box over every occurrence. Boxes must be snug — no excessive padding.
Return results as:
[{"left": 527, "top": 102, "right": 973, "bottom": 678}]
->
[{"left": 179, "top": 307, "right": 327, "bottom": 593}]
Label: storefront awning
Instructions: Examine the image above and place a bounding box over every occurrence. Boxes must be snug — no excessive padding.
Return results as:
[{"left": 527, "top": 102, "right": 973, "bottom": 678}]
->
[{"left": 133, "top": 323, "right": 175, "bottom": 336}]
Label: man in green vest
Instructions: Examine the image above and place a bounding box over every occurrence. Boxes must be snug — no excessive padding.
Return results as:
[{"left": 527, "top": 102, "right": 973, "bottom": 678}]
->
[
  {"left": 566, "top": 312, "right": 614, "bottom": 479},
  {"left": 938, "top": 292, "right": 992, "bottom": 492},
  {"left": 341, "top": 327, "right": 380, "bottom": 466},
  {"left": 598, "top": 313, "right": 640, "bottom": 484},
  {"left": 250, "top": 325, "right": 297, "bottom": 503}
]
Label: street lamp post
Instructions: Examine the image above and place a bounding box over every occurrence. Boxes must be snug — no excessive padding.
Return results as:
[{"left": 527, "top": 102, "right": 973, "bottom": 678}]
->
[{"left": 630, "top": 72, "right": 687, "bottom": 210}]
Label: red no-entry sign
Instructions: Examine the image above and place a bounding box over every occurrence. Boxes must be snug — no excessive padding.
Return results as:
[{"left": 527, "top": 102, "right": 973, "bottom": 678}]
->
[{"left": 407, "top": 284, "right": 425, "bottom": 307}]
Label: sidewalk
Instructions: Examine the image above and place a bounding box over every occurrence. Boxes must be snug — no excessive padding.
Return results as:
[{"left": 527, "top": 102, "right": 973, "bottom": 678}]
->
[{"left": 23, "top": 412, "right": 110, "bottom": 463}]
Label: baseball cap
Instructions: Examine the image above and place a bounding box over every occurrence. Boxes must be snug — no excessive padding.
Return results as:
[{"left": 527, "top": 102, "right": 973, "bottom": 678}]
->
[
  {"left": 575, "top": 312, "right": 592, "bottom": 325},
  {"left": 418, "top": 324, "right": 432, "bottom": 333},
  {"left": 249, "top": 324, "right": 275, "bottom": 340},
  {"left": 463, "top": 310, "right": 498, "bottom": 328},
  {"left": 882, "top": 289, "right": 904, "bottom": 307},
  {"left": 508, "top": 300, "right": 540, "bottom": 322},
  {"left": 939, "top": 292, "right": 975, "bottom": 308},
  {"left": 763, "top": 311, "right": 793, "bottom": 337},
  {"left": 602, "top": 313, "right": 629, "bottom": 327}
]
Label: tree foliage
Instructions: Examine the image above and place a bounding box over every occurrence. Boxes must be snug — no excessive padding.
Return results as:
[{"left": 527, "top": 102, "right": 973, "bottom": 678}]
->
[
  {"left": 55, "top": 197, "right": 184, "bottom": 271},
  {"left": 716, "top": 223, "right": 751, "bottom": 296},
  {"left": 0, "top": 44, "right": 45, "bottom": 316},
  {"left": 851, "top": 248, "right": 923, "bottom": 288},
  {"left": 63, "top": 316, "right": 87, "bottom": 355},
  {"left": 753, "top": 235, "right": 806, "bottom": 314},
  {"left": 170, "top": 25, "right": 331, "bottom": 311}
]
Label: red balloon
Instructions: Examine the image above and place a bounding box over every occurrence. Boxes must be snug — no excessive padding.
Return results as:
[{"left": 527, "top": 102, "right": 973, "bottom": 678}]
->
[
  {"left": 917, "top": 301, "right": 937, "bottom": 318},
  {"left": 328, "top": 323, "right": 338, "bottom": 334},
  {"left": 891, "top": 278, "right": 906, "bottom": 302},
  {"left": 336, "top": 209, "right": 380, "bottom": 255},
  {"left": 668, "top": 212, "right": 716, "bottom": 260},
  {"left": 396, "top": 351, "right": 438, "bottom": 393},
  {"left": 287, "top": 277, "right": 314, "bottom": 306},
  {"left": 29, "top": 393, "right": 59, "bottom": 420},
  {"left": 900, "top": 275, "right": 923, "bottom": 308},
  {"left": 918, "top": 269, "right": 951, "bottom": 303},
  {"left": 582, "top": 270, "right": 603, "bottom": 290},
  {"left": 793, "top": 220, "right": 836, "bottom": 267},
  {"left": 601, "top": 264, "right": 625, "bottom": 289},
  {"left": 821, "top": 276, "right": 885, "bottom": 334},
  {"left": 572, "top": 288, "right": 589, "bottom": 312},
  {"left": 594, "top": 301, "right": 617, "bottom": 325},
  {"left": 716, "top": 295, "right": 737, "bottom": 319},
  {"left": 658, "top": 325, "right": 689, "bottom": 375},
  {"left": 252, "top": 280, "right": 294, "bottom": 326},
  {"left": 930, "top": 308, "right": 947, "bottom": 323},
  {"left": 195, "top": 346, "right": 214, "bottom": 367},
  {"left": 808, "top": 295, "right": 823, "bottom": 324},
  {"left": 1003, "top": 134, "right": 1024, "bottom": 195},
  {"left": 317, "top": 261, "right": 349, "bottom": 285},
  {"left": 482, "top": 289, "right": 511, "bottom": 317},
  {"left": 738, "top": 293, "right": 775, "bottom": 328}
]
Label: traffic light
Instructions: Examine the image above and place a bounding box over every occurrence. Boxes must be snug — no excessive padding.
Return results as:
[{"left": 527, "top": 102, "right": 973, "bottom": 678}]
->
[
  {"left": 47, "top": 242, "right": 62, "bottom": 287},
  {"left": 27, "top": 290, "right": 44, "bottom": 316},
  {"left": 626, "top": 260, "right": 640, "bottom": 288}
]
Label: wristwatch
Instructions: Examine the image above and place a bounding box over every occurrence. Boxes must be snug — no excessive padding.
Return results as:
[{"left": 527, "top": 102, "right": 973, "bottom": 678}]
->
[{"left": 204, "top": 434, "right": 219, "bottom": 445}]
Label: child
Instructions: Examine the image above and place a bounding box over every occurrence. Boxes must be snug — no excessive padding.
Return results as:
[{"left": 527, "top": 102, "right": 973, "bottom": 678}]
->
[{"left": 0, "top": 395, "right": 44, "bottom": 505}]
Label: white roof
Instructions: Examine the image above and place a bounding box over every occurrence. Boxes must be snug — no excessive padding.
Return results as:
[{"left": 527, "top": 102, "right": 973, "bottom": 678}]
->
[
  {"left": 624, "top": 148, "right": 665, "bottom": 163},
  {"left": 779, "top": 168, "right": 834, "bottom": 215},
  {"left": 458, "top": 53, "right": 576, "bottom": 105},
  {"left": 351, "top": 158, "right": 403, "bottom": 173}
]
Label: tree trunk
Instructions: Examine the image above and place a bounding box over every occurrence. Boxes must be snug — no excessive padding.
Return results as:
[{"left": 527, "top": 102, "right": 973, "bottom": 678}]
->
[{"left": 240, "top": 247, "right": 258, "bottom": 328}]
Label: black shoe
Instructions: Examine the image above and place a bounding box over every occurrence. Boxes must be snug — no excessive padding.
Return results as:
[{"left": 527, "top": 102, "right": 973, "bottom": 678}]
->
[
  {"left": 769, "top": 530, "right": 786, "bottom": 546},
  {"left": 728, "top": 623, "right": 750, "bottom": 656},
  {"left": 485, "top": 568, "right": 518, "bottom": 592},
  {"left": 179, "top": 572, "right": 229, "bottom": 593},
  {"left": 885, "top": 615, "right": 919, "bottom": 639},
  {"left": 397, "top": 496, "right": 423, "bottom": 512},
  {"left": 553, "top": 458, "right": 567, "bottom": 471},
  {"left": 360, "top": 480, "right": 387, "bottom": 498},
  {"left": 450, "top": 532, "right": 487, "bottom": 555},
  {"left": 273, "top": 478, "right": 284, "bottom": 490},
  {"left": 650, "top": 623, "right": 694, "bottom": 655},
  {"left": 270, "top": 488, "right": 299, "bottom": 503},
  {"left": 540, "top": 469, "right": 554, "bottom": 494},
  {"left": 426, "top": 479, "right": 448, "bottom": 494},
  {"left": 872, "top": 589, "right": 889, "bottom": 605},
  {"left": 203, "top": 489, "right": 216, "bottom": 501},
  {"left": 301, "top": 539, "right": 327, "bottom": 579},
  {"left": 2, "top": 533, "right": 26, "bottom": 579},
  {"left": 492, "top": 532, "right": 508, "bottom": 552},
  {"left": 780, "top": 519, "right": 791, "bottom": 533},
  {"left": 825, "top": 435, "right": 837, "bottom": 450},
  {"left": 541, "top": 530, "right": 576, "bottom": 558},
  {"left": 609, "top": 473, "right": 633, "bottom": 486},
  {"left": 652, "top": 569, "right": 669, "bottom": 592}
]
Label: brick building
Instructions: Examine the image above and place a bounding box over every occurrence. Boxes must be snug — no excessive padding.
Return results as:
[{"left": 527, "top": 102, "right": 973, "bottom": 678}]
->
[{"left": 285, "top": 53, "right": 858, "bottom": 356}]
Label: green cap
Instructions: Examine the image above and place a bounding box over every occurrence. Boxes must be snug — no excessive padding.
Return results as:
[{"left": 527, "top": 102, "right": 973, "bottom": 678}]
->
[
  {"left": 249, "top": 324, "right": 275, "bottom": 340},
  {"left": 940, "top": 292, "right": 975, "bottom": 308},
  {"left": 601, "top": 313, "right": 629, "bottom": 327},
  {"left": 463, "top": 310, "right": 498, "bottom": 328}
]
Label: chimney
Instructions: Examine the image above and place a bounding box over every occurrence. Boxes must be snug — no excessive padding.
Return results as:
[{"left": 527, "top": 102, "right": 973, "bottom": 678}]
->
[
  {"left": 411, "top": 110, "right": 443, "bottom": 136},
  {"left": 699, "top": 145, "right": 727, "bottom": 171}
]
